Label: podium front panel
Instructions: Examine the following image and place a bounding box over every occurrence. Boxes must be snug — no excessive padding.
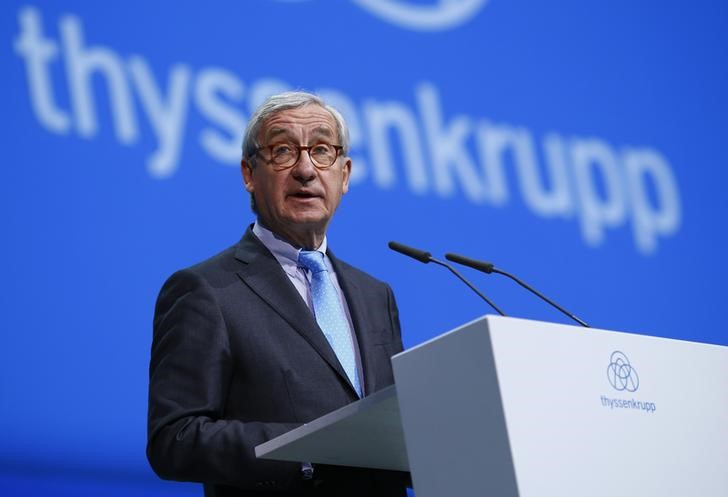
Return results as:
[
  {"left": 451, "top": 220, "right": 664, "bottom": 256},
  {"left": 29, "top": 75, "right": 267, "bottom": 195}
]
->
[{"left": 393, "top": 315, "right": 728, "bottom": 497}]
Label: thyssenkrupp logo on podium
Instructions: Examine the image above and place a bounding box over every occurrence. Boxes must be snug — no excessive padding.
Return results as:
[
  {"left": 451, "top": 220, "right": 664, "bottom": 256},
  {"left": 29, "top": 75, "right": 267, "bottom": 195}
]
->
[{"left": 607, "top": 351, "right": 640, "bottom": 392}]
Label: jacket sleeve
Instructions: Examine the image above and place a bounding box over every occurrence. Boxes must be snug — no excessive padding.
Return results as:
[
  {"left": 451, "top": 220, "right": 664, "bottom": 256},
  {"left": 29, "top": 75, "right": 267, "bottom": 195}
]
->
[
  {"left": 146, "top": 269, "right": 303, "bottom": 491},
  {"left": 386, "top": 283, "right": 405, "bottom": 357}
]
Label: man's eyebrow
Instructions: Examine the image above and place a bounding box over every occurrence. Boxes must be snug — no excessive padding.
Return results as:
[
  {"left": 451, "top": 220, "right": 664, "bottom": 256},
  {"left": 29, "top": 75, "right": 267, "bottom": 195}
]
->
[
  {"left": 310, "top": 126, "right": 335, "bottom": 138},
  {"left": 265, "top": 126, "right": 336, "bottom": 142},
  {"left": 265, "top": 128, "right": 292, "bottom": 140}
]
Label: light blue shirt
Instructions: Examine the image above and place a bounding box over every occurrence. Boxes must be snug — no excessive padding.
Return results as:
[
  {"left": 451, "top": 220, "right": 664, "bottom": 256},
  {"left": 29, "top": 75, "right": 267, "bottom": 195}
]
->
[{"left": 252, "top": 221, "right": 365, "bottom": 393}]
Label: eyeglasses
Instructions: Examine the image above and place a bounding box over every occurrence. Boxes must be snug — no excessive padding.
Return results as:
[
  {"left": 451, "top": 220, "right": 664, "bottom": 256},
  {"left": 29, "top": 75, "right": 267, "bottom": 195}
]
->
[{"left": 251, "top": 142, "right": 344, "bottom": 171}]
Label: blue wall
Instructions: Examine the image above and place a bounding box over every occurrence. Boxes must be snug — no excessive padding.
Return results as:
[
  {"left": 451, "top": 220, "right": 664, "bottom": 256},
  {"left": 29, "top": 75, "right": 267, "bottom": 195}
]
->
[{"left": 3, "top": 1, "right": 727, "bottom": 495}]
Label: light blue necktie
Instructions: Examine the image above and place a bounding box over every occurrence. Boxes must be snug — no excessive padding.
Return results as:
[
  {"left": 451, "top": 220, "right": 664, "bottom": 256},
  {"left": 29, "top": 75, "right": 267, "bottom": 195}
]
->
[{"left": 298, "top": 250, "right": 362, "bottom": 397}]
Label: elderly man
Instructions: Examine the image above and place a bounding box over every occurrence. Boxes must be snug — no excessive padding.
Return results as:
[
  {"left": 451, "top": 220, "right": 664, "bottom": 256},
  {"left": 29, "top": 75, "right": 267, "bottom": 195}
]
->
[{"left": 147, "top": 92, "right": 406, "bottom": 497}]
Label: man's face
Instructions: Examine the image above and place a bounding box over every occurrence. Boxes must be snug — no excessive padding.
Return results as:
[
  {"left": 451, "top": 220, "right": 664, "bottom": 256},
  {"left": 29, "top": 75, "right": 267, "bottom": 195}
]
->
[{"left": 241, "top": 104, "right": 351, "bottom": 245}]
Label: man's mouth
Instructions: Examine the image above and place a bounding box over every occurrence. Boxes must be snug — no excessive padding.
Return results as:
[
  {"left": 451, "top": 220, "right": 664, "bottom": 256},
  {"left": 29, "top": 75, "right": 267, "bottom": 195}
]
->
[{"left": 290, "top": 191, "right": 320, "bottom": 199}]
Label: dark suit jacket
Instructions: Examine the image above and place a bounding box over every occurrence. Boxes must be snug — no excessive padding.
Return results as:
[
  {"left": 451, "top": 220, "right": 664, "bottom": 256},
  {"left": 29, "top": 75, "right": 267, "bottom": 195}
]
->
[{"left": 147, "top": 228, "right": 406, "bottom": 496}]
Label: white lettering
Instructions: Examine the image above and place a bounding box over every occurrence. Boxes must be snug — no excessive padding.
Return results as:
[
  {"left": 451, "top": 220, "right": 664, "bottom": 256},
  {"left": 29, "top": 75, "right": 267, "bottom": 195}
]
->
[
  {"left": 538, "top": 133, "right": 573, "bottom": 217},
  {"left": 247, "top": 78, "right": 290, "bottom": 115},
  {"left": 570, "top": 138, "right": 626, "bottom": 246},
  {"left": 362, "top": 98, "right": 428, "bottom": 192},
  {"left": 61, "top": 16, "right": 138, "bottom": 144},
  {"left": 417, "top": 83, "right": 483, "bottom": 201},
  {"left": 128, "top": 57, "right": 191, "bottom": 178},
  {"left": 623, "top": 148, "right": 681, "bottom": 254},
  {"left": 13, "top": 7, "right": 70, "bottom": 134},
  {"left": 13, "top": 6, "right": 684, "bottom": 255},
  {"left": 475, "top": 121, "right": 510, "bottom": 206},
  {"left": 476, "top": 123, "right": 572, "bottom": 216},
  {"left": 60, "top": 14, "right": 137, "bottom": 143},
  {"left": 316, "top": 88, "right": 367, "bottom": 185},
  {"left": 194, "top": 67, "right": 245, "bottom": 166}
]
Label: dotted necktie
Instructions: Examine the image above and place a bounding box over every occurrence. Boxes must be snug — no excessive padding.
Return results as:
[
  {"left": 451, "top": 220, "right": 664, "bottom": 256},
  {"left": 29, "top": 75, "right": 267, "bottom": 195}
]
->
[{"left": 298, "top": 250, "right": 362, "bottom": 397}]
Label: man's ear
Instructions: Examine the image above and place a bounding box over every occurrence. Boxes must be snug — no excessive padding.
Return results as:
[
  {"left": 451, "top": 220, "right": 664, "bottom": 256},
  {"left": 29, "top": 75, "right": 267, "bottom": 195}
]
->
[
  {"left": 341, "top": 157, "right": 352, "bottom": 194},
  {"left": 241, "top": 159, "right": 254, "bottom": 193}
]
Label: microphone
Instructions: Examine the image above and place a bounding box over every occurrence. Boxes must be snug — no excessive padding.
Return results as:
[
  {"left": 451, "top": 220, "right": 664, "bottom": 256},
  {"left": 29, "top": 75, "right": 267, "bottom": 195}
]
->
[
  {"left": 387, "top": 241, "right": 431, "bottom": 264},
  {"left": 388, "top": 241, "right": 506, "bottom": 316},
  {"left": 445, "top": 252, "right": 590, "bottom": 328}
]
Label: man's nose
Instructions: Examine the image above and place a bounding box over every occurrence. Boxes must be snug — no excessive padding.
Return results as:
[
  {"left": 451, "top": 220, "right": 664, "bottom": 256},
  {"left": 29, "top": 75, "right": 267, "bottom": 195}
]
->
[{"left": 291, "top": 148, "right": 317, "bottom": 182}]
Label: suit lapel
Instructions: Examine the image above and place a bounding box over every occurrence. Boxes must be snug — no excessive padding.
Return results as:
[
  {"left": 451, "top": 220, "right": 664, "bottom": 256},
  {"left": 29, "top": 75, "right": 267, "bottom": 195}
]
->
[{"left": 233, "top": 229, "right": 353, "bottom": 390}]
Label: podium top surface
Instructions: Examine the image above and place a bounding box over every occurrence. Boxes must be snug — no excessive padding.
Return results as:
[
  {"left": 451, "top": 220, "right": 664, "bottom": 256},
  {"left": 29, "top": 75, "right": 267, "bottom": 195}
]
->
[{"left": 255, "top": 384, "right": 408, "bottom": 471}]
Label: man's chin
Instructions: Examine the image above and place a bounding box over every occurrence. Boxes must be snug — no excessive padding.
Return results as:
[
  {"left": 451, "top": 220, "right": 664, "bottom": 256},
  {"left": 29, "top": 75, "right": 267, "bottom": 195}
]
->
[
  {"left": 284, "top": 201, "right": 328, "bottom": 223},
  {"left": 288, "top": 213, "right": 328, "bottom": 228},
  {"left": 287, "top": 195, "right": 324, "bottom": 207}
]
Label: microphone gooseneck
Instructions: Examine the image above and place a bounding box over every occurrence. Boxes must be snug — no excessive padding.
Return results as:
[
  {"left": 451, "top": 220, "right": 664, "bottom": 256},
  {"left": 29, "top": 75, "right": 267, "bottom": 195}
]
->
[{"left": 445, "top": 252, "right": 590, "bottom": 328}]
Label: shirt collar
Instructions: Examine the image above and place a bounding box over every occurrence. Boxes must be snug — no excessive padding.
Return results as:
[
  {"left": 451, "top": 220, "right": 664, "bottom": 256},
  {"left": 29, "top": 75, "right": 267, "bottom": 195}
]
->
[{"left": 252, "top": 220, "right": 328, "bottom": 267}]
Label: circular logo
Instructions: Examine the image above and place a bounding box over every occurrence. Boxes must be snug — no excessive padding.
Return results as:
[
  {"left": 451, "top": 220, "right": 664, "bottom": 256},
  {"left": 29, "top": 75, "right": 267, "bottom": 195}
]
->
[
  {"left": 607, "top": 351, "right": 639, "bottom": 392},
  {"left": 352, "top": 0, "right": 488, "bottom": 31}
]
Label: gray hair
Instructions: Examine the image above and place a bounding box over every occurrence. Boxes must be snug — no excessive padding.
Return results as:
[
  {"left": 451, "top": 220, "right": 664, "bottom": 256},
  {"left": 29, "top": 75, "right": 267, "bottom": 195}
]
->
[{"left": 242, "top": 91, "right": 350, "bottom": 164}]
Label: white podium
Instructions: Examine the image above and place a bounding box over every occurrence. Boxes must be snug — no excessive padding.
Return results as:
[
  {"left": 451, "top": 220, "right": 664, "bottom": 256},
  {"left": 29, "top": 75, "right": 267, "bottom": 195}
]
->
[{"left": 256, "top": 316, "right": 728, "bottom": 497}]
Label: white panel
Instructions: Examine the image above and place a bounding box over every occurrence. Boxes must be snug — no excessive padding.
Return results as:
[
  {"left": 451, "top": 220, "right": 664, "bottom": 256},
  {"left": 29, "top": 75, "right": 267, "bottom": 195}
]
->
[{"left": 487, "top": 316, "right": 728, "bottom": 497}]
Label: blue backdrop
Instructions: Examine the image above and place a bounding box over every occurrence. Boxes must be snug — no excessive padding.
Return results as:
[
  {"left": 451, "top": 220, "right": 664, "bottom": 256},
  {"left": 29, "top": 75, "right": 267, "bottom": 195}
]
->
[{"left": 3, "top": 1, "right": 727, "bottom": 495}]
